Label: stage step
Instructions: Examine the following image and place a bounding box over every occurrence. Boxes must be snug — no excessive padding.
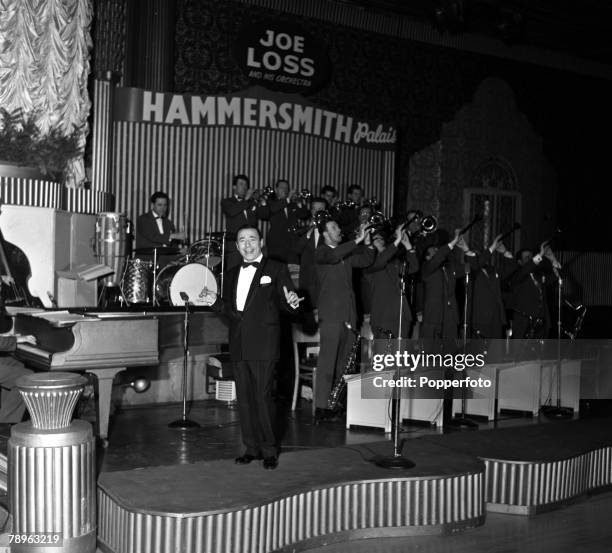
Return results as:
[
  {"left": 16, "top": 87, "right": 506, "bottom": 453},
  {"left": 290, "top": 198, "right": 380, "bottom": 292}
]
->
[{"left": 97, "top": 441, "right": 485, "bottom": 553}]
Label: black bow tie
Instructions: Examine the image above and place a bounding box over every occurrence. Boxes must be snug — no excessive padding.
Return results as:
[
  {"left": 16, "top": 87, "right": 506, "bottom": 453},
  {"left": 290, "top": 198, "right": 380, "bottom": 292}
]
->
[{"left": 241, "top": 261, "right": 260, "bottom": 269}]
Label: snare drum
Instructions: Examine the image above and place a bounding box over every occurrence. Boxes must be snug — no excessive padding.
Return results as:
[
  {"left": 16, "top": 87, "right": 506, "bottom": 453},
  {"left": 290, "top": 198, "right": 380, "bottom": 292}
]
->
[
  {"left": 122, "top": 258, "right": 153, "bottom": 304},
  {"left": 188, "top": 239, "right": 222, "bottom": 269},
  {"left": 156, "top": 262, "right": 218, "bottom": 306}
]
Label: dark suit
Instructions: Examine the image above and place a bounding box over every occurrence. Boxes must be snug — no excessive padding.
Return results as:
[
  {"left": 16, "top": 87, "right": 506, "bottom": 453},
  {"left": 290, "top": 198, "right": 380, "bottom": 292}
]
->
[
  {"left": 221, "top": 196, "right": 267, "bottom": 241},
  {"left": 365, "top": 245, "right": 418, "bottom": 339},
  {"left": 265, "top": 199, "right": 309, "bottom": 263},
  {"left": 221, "top": 196, "right": 268, "bottom": 268},
  {"left": 136, "top": 211, "right": 175, "bottom": 249},
  {"left": 221, "top": 257, "right": 297, "bottom": 457},
  {"left": 294, "top": 228, "right": 321, "bottom": 309},
  {"left": 468, "top": 250, "right": 512, "bottom": 339},
  {"left": 314, "top": 241, "right": 375, "bottom": 410},
  {"left": 505, "top": 258, "right": 552, "bottom": 339},
  {"left": 420, "top": 245, "right": 465, "bottom": 340}
]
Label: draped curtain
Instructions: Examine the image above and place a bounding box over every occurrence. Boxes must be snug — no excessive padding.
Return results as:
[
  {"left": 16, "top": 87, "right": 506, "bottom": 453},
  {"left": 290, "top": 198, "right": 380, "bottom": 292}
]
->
[{"left": 0, "top": 0, "right": 92, "bottom": 184}]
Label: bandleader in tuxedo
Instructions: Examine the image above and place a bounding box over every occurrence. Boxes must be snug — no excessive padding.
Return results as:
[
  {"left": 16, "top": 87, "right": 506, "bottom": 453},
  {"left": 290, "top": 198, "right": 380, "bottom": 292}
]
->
[{"left": 216, "top": 224, "right": 302, "bottom": 470}]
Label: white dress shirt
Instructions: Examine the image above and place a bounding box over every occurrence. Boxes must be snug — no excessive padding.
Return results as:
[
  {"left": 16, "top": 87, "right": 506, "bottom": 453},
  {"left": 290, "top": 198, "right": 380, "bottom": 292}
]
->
[
  {"left": 152, "top": 211, "right": 164, "bottom": 234},
  {"left": 236, "top": 253, "right": 263, "bottom": 311}
]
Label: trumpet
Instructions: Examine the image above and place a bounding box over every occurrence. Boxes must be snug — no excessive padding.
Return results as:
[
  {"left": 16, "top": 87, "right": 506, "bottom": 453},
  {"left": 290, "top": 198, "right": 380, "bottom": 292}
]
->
[
  {"left": 332, "top": 200, "right": 357, "bottom": 212},
  {"left": 364, "top": 197, "right": 381, "bottom": 210},
  {"left": 294, "top": 188, "right": 312, "bottom": 203},
  {"left": 260, "top": 185, "right": 275, "bottom": 202},
  {"left": 365, "top": 211, "right": 391, "bottom": 231},
  {"left": 402, "top": 210, "right": 437, "bottom": 235},
  {"left": 288, "top": 209, "right": 332, "bottom": 233}
]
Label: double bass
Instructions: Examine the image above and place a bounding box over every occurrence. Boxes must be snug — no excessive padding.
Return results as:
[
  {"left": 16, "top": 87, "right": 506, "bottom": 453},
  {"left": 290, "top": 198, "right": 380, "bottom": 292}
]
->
[{"left": 0, "top": 217, "right": 41, "bottom": 308}]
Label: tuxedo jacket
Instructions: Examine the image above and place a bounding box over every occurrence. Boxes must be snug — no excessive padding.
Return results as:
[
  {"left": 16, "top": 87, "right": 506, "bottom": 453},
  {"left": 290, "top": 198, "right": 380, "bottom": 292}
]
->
[
  {"left": 505, "top": 258, "right": 552, "bottom": 323},
  {"left": 136, "top": 211, "right": 175, "bottom": 249},
  {"left": 420, "top": 244, "right": 465, "bottom": 329},
  {"left": 221, "top": 196, "right": 268, "bottom": 240},
  {"left": 294, "top": 228, "right": 321, "bottom": 304},
  {"left": 365, "top": 244, "right": 418, "bottom": 337},
  {"left": 315, "top": 241, "right": 375, "bottom": 325},
  {"left": 221, "top": 257, "right": 297, "bottom": 362},
  {"left": 265, "top": 199, "right": 309, "bottom": 262},
  {"left": 468, "top": 250, "right": 512, "bottom": 338}
]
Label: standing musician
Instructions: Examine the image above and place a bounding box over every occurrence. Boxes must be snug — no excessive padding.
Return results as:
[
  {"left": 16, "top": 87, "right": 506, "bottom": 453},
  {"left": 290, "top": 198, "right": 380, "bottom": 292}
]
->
[
  {"left": 264, "top": 179, "right": 309, "bottom": 263},
  {"left": 420, "top": 230, "right": 471, "bottom": 340},
  {"left": 221, "top": 174, "right": 268, "bottom": 268},
  {"left": 505, "top": 243, "right": 559, "bottom": 339},
  {"left": 136, "top": 191, "right": 186, "bottom": 250},
  {"left": 468, "top": 234, "right": 515, "bottom": 339},
  {"left": 314, "top": 220, "right": 375, "bottom": 421},
  {"left": 320, "top": 185, "right": 338, "bottom": 208},
  {"left": 294, "top": 197, "right": 328, "bottom": 316},
  {"left": 214, "top": 225, "right": 302, "bottom": 470},
  {"left": 365, "top": 225, "right": 419, "bottom": 339}
]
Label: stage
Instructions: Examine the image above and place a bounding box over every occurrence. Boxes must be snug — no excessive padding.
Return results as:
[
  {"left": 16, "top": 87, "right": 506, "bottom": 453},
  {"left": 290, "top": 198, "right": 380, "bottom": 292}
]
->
[{"left": 89, "top": 402, "right": 612, "bottom": 553}]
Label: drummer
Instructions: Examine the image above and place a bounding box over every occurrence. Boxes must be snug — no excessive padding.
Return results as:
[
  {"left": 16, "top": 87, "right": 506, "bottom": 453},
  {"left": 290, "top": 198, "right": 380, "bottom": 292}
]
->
[
  {"left": 136, "top": 191, "right": 186, "bottom": 249},
  {"left": 136, "top": 191, "right": 186, "bottom": 267}
]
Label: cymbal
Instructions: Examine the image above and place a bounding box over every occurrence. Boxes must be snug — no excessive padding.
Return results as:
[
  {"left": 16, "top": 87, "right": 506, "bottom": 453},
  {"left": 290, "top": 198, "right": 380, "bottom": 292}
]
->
[{"left": 133, "top": 247, "right": 181, "bottom": 255}]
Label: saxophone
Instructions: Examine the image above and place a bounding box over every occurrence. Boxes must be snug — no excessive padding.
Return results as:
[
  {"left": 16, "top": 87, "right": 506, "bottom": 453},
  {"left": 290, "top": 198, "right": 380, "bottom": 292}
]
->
[{"left": 328, "top": 322, "right": 361, "bottom": 411}]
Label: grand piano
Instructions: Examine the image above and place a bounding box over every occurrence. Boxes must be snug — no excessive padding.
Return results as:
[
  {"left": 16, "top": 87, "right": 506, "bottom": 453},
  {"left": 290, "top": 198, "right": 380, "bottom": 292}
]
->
[{"left": 10, "top": 308, "right": 228, "bottom": 443}]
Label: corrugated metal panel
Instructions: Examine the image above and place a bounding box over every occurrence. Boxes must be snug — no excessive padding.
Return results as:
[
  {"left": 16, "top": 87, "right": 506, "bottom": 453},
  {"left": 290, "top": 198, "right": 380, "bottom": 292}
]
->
[
  {"left": 557, "top": 250, "right": 612, "bottom": 307},
  {"left": 484, "top": 445, "right": 612, "bottom": 511},
  {"left": 0, "top": 178, "right": 63, "bottom": 208},
  {"left": 112, "top": 122, "right": 395, "bottom": 240},
  {"left": 92, "top": 77, "right": 114, "bottom": 193},
  {"left": 98, "top": 472, "right": 484, "bottom": 553}
]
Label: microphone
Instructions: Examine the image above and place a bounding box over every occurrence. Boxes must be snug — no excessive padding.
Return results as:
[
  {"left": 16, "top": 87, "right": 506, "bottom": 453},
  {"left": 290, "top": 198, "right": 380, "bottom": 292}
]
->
[{"left": 180, "top": 291, "right": 190, "bottom": 303}]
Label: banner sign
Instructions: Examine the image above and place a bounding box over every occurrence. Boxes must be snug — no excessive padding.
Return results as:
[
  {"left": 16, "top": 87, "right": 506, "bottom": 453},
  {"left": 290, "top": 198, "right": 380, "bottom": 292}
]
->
[
  {"left": 233, "top": 20, "right": 331, "bottom": 95},
  {"left": 113, "top": 87, "right": 397, "bottom": 151}
]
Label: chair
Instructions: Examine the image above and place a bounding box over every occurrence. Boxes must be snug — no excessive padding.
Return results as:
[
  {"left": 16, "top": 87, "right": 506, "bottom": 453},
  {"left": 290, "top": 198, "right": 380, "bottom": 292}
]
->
[{"left": 291, "top": 323, "right": 320, "bottom": 415}]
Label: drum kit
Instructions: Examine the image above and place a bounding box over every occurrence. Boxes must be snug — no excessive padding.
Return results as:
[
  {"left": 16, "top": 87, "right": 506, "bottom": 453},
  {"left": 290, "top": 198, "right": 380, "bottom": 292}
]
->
[{"left": 94, "top": 212, "right": 225, "bottom": 308}]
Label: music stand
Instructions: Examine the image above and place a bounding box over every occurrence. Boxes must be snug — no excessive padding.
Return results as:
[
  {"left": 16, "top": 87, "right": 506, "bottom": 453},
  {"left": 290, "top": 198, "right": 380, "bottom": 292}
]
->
[
  {"left": 169, "top": 292, "right": 200, "bottom": 428},
  {"left": 373, "top": 260, "right": 415, "bottom": 469}
]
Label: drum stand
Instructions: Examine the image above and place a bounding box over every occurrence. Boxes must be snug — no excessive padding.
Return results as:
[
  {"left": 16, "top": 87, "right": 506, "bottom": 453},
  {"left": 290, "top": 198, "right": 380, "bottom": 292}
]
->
[
  {"left": 169, "top": 292, "right": 200, "bottom": 428},
  {"left": 152, "top": 248, "right": 159, "bottom": 307},
  {"left": 373, "top": 261, "right": 415, "bottom": 470}
]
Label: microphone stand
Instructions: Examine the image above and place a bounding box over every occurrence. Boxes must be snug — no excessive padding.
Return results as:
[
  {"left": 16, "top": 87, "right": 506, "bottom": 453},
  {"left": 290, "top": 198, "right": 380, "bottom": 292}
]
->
[
  {"left": 447, "top": 261, "right": 478, "bottom": 428},
  {"left": 374, "top": 259, "right": 415, "bottom": 469},
  {"left": 542, "top": 267, "right": 572, "bottom": 419},
  {"left": 169, "top": 292, "right": 200, "bottom": 428}
]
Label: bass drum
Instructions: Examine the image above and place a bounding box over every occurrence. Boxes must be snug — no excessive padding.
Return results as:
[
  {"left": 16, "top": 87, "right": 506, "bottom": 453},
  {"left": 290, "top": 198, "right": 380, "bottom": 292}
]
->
[{"left": 156, "top": 262, "right": 218, "bottom": 306}]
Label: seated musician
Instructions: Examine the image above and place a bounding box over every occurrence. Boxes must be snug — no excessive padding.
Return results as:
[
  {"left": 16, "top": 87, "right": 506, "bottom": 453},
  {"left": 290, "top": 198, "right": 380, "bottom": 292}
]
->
[
  {"left": 0, "top": 282, "right": 32, "bottom": 424},
  {"left": 505, "top": 243, "right": 559, "bottom": 339},
  {"left": 365, "top": 225, "right": 418, "bottom": 339},
  {"left": 136, "top": 191, "right": 186, "bottom": 250},
  {"left": 264, "top": 179, "right": 309, "bottom": 263}
]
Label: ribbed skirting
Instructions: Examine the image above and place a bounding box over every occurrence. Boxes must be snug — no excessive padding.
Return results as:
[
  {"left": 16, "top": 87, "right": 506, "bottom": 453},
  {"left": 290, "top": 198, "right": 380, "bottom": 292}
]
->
[
  {"left": 484, "top": 446, "right": 612, "bottom": 514},
  {"left": 97, "top": 472, "right": 485, "bottom": 553}
]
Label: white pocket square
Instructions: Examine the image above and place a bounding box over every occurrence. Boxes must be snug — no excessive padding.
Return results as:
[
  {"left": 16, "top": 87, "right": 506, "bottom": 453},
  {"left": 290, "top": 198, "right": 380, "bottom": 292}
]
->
[{"left": 260, "top": 275, "right": 272, "bottom": 284}]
